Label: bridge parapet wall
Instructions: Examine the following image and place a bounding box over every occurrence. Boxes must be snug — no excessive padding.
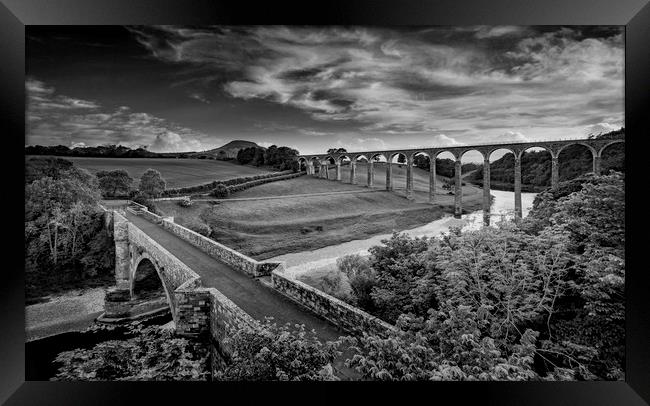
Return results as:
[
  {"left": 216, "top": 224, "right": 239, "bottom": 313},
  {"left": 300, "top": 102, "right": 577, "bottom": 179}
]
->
[
  {"left": 159, "top": 216, "right": 279, "bottom": 278},
  {"left": 271, "top": 266, "right": 396, "bottom": 337}
]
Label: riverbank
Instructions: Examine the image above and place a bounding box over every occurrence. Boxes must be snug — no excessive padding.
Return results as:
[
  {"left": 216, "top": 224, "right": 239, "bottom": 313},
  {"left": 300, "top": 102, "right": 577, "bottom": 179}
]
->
[
  {"left": 466, "top": 179, "right": 549, "bottom": 193},
  {"left": 275, "top": 189, "right": 538, "bottom": 289},
  {"left": 25, "top": 287, "right": 107, "bottom": 341}
]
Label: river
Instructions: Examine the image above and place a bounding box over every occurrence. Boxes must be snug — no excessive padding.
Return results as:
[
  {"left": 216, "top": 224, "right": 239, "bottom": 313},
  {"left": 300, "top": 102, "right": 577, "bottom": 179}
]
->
[{"left": 268, "top": 190, "right": 537, "bottom": 277}]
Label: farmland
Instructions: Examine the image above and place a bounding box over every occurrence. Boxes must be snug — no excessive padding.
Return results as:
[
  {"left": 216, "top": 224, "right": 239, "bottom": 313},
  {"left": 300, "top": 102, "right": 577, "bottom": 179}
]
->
[
  {"left": 156, "top": 163, "right": 483, "bottom": 259},
  {"left": 47, "top": 156, "right": 272, "bottom": 189}
]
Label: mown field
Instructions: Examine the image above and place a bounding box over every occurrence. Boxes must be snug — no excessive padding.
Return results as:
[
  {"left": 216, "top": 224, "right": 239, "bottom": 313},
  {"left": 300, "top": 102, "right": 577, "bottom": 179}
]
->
[
  {"left": 52, "top": 157, "right": 272, "bottom": 189},
  {"left": 157, "top": 167, "right": 484, "bottom": 259}
]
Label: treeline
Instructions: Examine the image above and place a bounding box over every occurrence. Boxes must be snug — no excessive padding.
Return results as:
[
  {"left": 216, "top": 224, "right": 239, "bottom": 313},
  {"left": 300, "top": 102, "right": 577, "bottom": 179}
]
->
[
  {"left": 236, "top": 144, "right": 300, "bottom": 171},
  {"left": 25, "top": 144, "right": 162, "bottom": 158},
  {"left": 466, "top": 129, "right": 624, "bottom": 191},
  {"left": 413, "top": 155, "right": 478, "bottom": 177}
]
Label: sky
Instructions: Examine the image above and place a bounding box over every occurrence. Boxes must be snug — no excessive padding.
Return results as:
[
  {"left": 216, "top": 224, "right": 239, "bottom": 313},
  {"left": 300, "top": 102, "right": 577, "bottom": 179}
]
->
[{"left": 26, "top": 25, "right": 624, "bottom": 161}]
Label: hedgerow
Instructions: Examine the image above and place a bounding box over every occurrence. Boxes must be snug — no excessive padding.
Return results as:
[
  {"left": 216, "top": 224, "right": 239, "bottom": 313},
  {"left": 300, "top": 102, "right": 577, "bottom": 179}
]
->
[{"left": 162, "top": 170, "right": 295, "bottom": 197}]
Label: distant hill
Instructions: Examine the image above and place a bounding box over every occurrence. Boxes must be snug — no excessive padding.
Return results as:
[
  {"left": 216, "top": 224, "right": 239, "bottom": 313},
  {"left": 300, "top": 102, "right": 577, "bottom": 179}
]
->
[{"left": 191, "top": 140, "right": 263, "bottom": 160}]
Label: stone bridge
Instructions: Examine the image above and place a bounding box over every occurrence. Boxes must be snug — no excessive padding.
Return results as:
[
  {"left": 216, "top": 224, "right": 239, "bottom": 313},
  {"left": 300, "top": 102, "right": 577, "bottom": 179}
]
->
[
  {"left": 297, "top": 138, "right": 624, "bottom": 222},
  {"left": 99, "top": 202, "right": 395, "bottom": 379}
]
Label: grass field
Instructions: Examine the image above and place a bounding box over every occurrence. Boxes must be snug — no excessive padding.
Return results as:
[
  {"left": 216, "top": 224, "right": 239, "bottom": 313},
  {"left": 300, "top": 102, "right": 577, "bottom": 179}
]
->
[
  {"left": 54, "top": 157, "right": 272, "bottom": 189},
  {"left": 157, "top": 168, "right": 484, "bottom": 260}
]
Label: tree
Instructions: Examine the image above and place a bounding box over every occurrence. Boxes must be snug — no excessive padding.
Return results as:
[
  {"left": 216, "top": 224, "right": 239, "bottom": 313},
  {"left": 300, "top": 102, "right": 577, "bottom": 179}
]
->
[
  {"left": 442, "top": 178, "right": 455, "bottom": 191},
  {"left": 413, "top": 155, "right": 431, "bottom": 171},
  {"left": 210, "top": 183, "right": 230, "bottom": 198},
  {"left": 215, "top": 319, "right": 339, "bottom": 381},
  {"left": 139, "top": 168, "right": 166, "bottom": 198},
  {"left": 327, "top": 148, "right": 347, "bottom": 155},
  {"left": 336, "top": 254, "right": 377, "bottom": 311},
  {"left": 367, "top": 233, "right": 432, "bottom": 323},
  {"left": 97, "top": 169, "right": 134, "bottom": 197}
]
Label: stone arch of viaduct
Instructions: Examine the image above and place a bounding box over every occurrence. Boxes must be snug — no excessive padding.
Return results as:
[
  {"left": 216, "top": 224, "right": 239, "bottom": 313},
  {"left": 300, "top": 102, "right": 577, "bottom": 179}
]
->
[{"left": 297, "top": 138, "right": 624, "bottom": 223}]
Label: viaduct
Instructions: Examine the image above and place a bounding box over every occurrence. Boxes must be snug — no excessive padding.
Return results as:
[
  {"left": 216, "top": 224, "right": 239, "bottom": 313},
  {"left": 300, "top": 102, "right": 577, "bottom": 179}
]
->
[{"left": 297, "top": 138, "right": 624, "bottom": 223}]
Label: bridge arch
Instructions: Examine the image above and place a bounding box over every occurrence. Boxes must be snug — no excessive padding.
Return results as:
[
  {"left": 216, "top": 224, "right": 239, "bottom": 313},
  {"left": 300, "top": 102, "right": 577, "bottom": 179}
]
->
[
  {"left": 486, "top": 146, "right": 516, "bottom": 160},
  {"left": 557, "top": 141, "right": 597, "bottom": 158},
  {"left": 517, "top": 146, "right": 552, "bottom": 188},
  {"left": 297, "top": 157, "right": 308, "bottom": 172},
  {"left": 598, "top": 139, "right": 625, "bottom": 157},
  {"left": 130, "top": 251, "right": 176, "bottom": 321},
  {"left": 337, "top": 154, "right": 352, "bottom": 164},
  {"left": 598, "top": 140, "right": 625, "bottom": 173},
  {"left": 557, "top": 142, "right": 598, "bottom": 177}
]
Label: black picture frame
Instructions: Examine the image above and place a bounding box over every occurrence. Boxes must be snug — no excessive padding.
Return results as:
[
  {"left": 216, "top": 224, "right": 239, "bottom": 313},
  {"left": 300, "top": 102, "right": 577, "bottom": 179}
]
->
[{"left": 2, "top": 1, "right": 648, "bottom": 404}]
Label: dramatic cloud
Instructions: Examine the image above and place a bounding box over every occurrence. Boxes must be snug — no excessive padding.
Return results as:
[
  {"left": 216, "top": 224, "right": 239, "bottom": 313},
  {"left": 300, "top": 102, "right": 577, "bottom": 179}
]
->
[
  {"left": 26, "top": 78, "right": 220, "bottom": 152},
  {"left": 129, "top": 25, "right": 624, "bottom": 146}
]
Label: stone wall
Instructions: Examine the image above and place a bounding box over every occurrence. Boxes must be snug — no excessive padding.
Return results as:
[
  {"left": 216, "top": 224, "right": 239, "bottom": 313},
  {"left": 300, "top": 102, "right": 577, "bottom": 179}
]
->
[
  {"left": 139, "top": 208, "right": 162, "bottom": 224},
  {"left": 271, "top": 267, "right": 396, "bottom": 337},
  {"left": 160, "top": 218, "right": 278, "bottom": 277},
  {"left": 175, "top": 289, "right": 212, "bottom": 337}
]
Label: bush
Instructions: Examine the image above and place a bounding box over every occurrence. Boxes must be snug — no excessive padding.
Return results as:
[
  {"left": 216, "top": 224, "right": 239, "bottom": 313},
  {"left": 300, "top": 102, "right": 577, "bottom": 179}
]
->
[
  {"left": 185, "top": 220, "right": 211, "bottom": 237},
  {"left": 131, "top": 193, "right": 160, "bottom": 215},
  {"left": 336, "top": 254, "right": 377, "bottom": 311},
  {"left": 177, "top": 197, "right": 193, "bottom": 208},
  {"left": 54, "top": 323, "right": 209, "bottom": 381},
  {"left": 210, "top": 183, "right": 230, "bottom": 198},
  {"left": 215, "top": 319, "right": 339, "bottom": 381},
  {"left": 318, "top": 271, "right": 351, "bottom": 302}
]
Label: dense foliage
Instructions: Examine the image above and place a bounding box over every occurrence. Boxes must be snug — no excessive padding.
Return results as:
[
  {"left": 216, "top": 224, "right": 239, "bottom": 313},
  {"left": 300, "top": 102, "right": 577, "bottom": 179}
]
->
[
  {"left": 25, "top": 144, "right": 160, "bottom": 158},
  {"left": 215, "top": 319, "right": 339, "bottom": 381},
  {"left": 139, "top": 168, "right": 166, "bottom": 198},
  {"left": 210, "top": 183, "right": 230, "bottom": 198},
  {"left": 54, "top": 323, "right": 209, "bottom": 381},
  {"left": 97, "top": 169, "right": 134, "bottom": 198},
  {"left": 25, "top": 158, "right": 114, "bottom": 301},
  {"left": 236, "top": 144, "right": 299, "bottom": 171},
  {"left": 336, "top": 255, "right": 377, "bottom": 311},
  {"left": 413, "top": 155, "right": 476, "bottom": 177},
  {"left": 331, "top": 172, "right": 624, "bottom": 381}
]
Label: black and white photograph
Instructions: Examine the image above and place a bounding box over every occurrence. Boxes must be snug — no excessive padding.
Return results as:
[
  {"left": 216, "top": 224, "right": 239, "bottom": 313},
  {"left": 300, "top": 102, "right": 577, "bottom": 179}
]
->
[{"left": 20, "top": 23, "right": 629, "bottom": 384}]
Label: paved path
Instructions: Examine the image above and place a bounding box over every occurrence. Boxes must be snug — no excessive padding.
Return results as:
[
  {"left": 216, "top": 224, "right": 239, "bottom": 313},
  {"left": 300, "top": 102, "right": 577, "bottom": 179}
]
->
[{"left": 124, "top": 212, "right": 359, "bottom": 379}]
